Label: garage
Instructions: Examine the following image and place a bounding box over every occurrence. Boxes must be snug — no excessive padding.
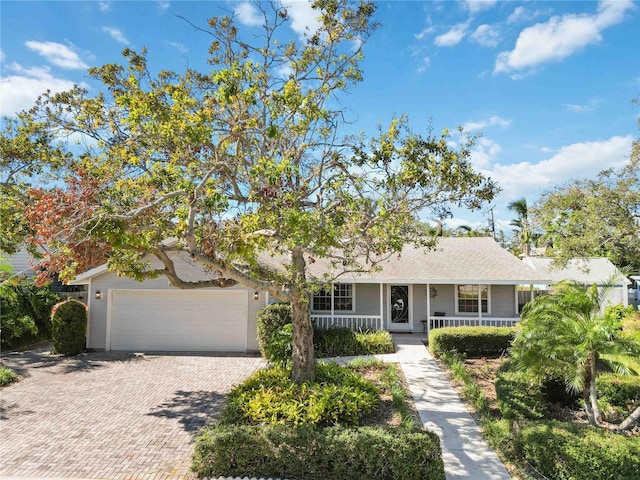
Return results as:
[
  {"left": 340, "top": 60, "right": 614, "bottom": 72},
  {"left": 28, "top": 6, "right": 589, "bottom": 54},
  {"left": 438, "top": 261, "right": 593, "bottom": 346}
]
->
[{"left": 107, "top": 289, "right": 248, "bottom": 352}]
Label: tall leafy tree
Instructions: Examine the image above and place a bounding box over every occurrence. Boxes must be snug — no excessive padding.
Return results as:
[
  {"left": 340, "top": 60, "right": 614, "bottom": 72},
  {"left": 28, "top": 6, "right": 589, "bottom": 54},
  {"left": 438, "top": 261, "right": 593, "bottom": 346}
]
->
[
  {"left": 2, "top": 0, "right": 497, "bottom": 382},
  {"left": 532, "top": 154, "right": 640, "bottom": 270},
  {"left": 512, "top": 281, "right": 640, "bottom": 431},
  {"left": 507, "top": 197, "right": 532, "bottom": 256}
]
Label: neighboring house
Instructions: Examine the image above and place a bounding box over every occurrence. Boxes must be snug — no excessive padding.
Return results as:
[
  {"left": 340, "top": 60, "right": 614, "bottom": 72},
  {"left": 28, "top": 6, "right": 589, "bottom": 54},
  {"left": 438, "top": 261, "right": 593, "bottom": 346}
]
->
[
  {"left": 70, "top": 238, "right": 549, "bottom": 353},
  {"left": 522, "top": 256, "right": 631, "bottom": 309},
  {"left": 2, "top": 248, "right": 37, "bottom": 277}
]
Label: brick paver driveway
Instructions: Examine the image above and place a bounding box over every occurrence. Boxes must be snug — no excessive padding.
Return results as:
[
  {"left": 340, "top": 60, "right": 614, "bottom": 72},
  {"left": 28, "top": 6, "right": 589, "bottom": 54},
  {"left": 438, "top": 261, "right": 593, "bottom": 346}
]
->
[{"left": 0, "top": 347, "right": 263, "bottom": 480}]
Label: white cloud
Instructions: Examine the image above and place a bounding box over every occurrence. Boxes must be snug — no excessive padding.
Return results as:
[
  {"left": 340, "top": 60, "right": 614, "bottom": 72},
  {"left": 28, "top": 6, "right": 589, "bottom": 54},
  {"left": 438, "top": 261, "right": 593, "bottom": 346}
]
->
[
  {"left": 434, "top": 22, "right": 469, "bottom": 47},
  {"left": 417, "top": 56, "right": 431, "bottom": 74},
  {"left": 470, "top": 137, "right": 502, "bottom": 170},
  {"left": 284, "top": 0, "right": 322, "bottom": 39},
  {"left": 415, "top": 26, "right": 436, "bottom": 40},
  {"left": 507, "top": 6, "right": 526, "bottom": 24},
  {"left": 99, "top": 1, "right": 111, "bottom": 12},
  {"left": 158, "top": 1, "right": 170, "bottom": 12},
  {"left": 102, "top": 26, "right": 130, "bottom": 45},
  {"left": 470, "top": 24, "right": 500, "bottom": 47},
  {"left": 0, "top": 63, "right": 76, "bottom": 116},
  {"left": 235, "top": 2, "right": 262, "bottom": 26},
  {"left": 488, "top": 135, "right": 633, "bottom": 200},
  {"left": 495, "top": 0, "right": 633, "bottom": 75},
  {"left": 25, "top": 41, "right": 88, "bottom": 70},
  {"left": 0, "top": 49, "right": 5, "bottom": 61},
  {"left": 463, "top": 115, "right": 511, "bottom": 132},
  {"left": 464, "top": 0, "right": 497, "bottom": 14},
  {"left": 564, "top": 98, "right": 602, "bottom": 112},
  {"left": 168, "top": 42, "right": 188, "bottom": 54}
]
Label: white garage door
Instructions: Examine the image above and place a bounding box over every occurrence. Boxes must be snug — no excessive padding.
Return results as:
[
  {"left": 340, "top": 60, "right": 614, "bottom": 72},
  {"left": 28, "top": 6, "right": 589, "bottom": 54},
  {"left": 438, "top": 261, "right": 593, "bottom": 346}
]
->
[{"left": 108, "top": 290, "right": 248, "bottom": 352}]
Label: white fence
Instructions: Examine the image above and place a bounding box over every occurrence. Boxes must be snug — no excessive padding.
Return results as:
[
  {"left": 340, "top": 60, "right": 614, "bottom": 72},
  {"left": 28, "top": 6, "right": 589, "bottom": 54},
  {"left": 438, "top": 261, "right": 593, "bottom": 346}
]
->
[
  {"left": 311, "top": 315, "right": 383, "bottom": 331},
  {"left": 427, "top": 316, "right": 520, "bottom": 330}
]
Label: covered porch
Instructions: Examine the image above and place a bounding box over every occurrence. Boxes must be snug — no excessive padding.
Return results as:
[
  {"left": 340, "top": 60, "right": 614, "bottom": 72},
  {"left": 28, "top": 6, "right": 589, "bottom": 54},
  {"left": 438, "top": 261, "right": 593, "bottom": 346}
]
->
[{"left": 310, "top": 282, "right": 524, "bottom": 335}]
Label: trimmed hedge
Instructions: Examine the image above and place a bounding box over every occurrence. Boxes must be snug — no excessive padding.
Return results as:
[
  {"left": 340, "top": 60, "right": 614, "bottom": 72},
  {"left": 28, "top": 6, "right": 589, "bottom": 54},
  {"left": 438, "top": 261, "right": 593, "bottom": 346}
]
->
[
  {"left": 256, "top": 303, "right": 395, "bottom": 361},
  {"left": 597, "top": 373, "right": 640, "bottom": 421},
  {"left": 314, "top": 327, "right": 394, "bottom": 358},
  {"left": 192, "top": 424, "right": 446, "bottom": 480},
  {"left": 51, "top": 299, "right": 87, "bottom": 355},
  {"left": 515, "top": 420, "right": 640, "bottom": 480},
  {"left": 222, "top": 362, "right": 379, "bottom": 427},
  {"left": 429, "top": 326, "right": 516, "bottom": 358}
]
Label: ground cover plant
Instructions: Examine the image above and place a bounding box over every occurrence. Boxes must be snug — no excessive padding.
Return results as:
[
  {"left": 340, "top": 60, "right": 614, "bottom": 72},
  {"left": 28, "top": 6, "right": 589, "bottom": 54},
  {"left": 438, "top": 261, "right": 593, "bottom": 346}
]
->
[
  {"left": 193, "top": 359, "right": 445, "bottom": 480},
  {"left": 0, "top": 367, "right": 18, "bottom": 386},
  {"left": 430, "top": 304, "right": 640, "bottom": 480}
]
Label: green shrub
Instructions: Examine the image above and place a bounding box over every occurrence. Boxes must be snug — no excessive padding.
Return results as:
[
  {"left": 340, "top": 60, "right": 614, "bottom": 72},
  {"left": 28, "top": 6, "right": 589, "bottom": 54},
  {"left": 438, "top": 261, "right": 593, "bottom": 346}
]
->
[
  {"left": 192, "top": 424, "right": 445, "bottom": 480},
  {"left": 429, "top": 326, "right": 516, "bottom": 358},
  {"left": 604, "top": 304, "right": 637, "bottom": 329},
  {"left": 0, "top": 367, "right": 18, "bottom": 386},
  {"left": 263, "top": 323, "right": 293, "bottom": 366},
  {"left": 494, "top": 360, "right": 547, "bottom": 420},
  {"left": 515, "top": 420, "right": 640, "bottom": 480},
  {"left": 596, "top": 373, "right": 640, "bottom": 421},
  {"left": 51, "top": 299, "right": 87, "bottom": 355},
  {"left": 315, "top": 327, "right": 394, "bottom": 357},
  {"left": 0, "top": 277, "right": 61, "bottom": 350},
  {"left": 222, "top": 362, "right": 379, "bottom": 427},
  {"left": 256, "top": 303, "right": 292, "bottom": 358}
]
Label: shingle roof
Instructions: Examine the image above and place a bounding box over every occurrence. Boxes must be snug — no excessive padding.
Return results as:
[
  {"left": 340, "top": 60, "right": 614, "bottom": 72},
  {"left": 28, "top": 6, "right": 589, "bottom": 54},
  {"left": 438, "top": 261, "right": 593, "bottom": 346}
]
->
[
  {"left": 296, "top": 237, "right": 550, "bottom": 284},
  {"left": 523, "top": 257, "right": 631, "bottom": 286}
]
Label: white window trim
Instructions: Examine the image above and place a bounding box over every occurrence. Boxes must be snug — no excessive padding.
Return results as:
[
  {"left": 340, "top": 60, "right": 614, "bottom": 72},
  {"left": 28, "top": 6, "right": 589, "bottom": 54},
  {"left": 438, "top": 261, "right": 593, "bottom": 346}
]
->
[
  {"left": 455, "top": 284, "right": 492, "bottom": 315},
  {"left": 311, "top": 283, "right": 356, "bottom": 313}
]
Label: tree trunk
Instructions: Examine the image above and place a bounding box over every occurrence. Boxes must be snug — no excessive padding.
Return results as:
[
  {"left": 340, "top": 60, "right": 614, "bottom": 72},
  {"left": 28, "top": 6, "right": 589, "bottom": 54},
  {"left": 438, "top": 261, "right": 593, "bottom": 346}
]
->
[
  {"left": 290, "top": 248, "right": 315, "bottom": 383},
  {"left": 588, "top": 352, "right": 604, "bottom": 426},
  {"left": 613, "top": 405, "right": 640, "bottom": 431}
]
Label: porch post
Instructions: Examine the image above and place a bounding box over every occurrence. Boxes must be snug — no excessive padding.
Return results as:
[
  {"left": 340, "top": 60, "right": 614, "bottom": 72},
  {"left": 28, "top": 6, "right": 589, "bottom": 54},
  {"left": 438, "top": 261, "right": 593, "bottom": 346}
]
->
[
  {"left": 514, "top": 285, "right": 519, "bottom": 316},
  {"left": 530, "top": 284, "right": 535, "bottom": 302},
  {"left": 426, "top": 283, "right": 431, "bottom": 337},
  {"left": 331, "top": 282, "right": 335, "bottom": 324},
  {"left": 478, "top": 283, "right": 483, "bottom": 326},
  {"left": 379, "top": 283, "right": 384, "bottom": 331}
]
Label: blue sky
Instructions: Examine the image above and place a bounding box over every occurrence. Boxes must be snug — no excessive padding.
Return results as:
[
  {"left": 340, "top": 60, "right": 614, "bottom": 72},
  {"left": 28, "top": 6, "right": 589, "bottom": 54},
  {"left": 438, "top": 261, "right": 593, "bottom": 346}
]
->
[{"left": 1, "top": 0, "right": 638, "bottom": 235}]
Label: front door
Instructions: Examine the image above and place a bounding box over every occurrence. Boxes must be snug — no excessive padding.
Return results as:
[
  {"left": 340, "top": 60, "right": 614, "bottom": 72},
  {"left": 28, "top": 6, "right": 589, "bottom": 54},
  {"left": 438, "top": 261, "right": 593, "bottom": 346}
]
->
[{"left": 389, "top": 285, "right": 411, "bottom": 332}]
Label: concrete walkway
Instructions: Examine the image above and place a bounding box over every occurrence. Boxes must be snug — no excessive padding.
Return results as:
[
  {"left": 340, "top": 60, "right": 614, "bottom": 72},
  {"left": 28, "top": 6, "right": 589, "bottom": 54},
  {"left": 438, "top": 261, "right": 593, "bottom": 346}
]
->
[{"left": 392, "top": 334, "right": 511, "bottom": 480}]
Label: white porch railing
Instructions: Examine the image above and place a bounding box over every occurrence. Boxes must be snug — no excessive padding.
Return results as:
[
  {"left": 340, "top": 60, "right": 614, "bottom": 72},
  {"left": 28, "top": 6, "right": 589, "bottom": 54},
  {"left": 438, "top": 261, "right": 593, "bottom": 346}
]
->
[
  {"left": 311, "top": 315, "right": 383, "bottom": 331},
  {"left": 426, "top": 316, "right": 520, "bottom": 330}
]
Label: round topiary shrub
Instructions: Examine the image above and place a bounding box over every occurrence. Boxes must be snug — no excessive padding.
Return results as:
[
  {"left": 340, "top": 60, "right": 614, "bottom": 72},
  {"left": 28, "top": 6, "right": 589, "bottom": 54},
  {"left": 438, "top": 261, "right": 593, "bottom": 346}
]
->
[
  {"left": 256, "top": 303, "right": 292, "bottom": 359},
  {"left": 51, "top": 299, "right": 87, "bottom": 355}
]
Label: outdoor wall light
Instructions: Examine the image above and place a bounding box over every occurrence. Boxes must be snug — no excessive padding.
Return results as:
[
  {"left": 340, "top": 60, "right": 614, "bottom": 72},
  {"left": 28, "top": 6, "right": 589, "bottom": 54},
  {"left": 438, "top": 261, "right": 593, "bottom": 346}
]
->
[
  {"left": 429, "top": 286, "right": 438, "bottom": 298},
  {"left": 95, "top": 290, "right": 102, "bottom": 300},
  {"left": 253, "top": 291, "right": 260, "bottom": 300}
]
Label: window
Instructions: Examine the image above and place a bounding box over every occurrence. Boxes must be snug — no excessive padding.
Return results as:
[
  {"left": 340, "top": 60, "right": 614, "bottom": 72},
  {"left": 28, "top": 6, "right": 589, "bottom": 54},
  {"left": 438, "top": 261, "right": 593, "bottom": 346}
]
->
[
  {"left": 457, "top": 284, "right": 489, "bottom": 313},
  {"left": 312, "top": 284, "right": 354, "bottom": 312}
]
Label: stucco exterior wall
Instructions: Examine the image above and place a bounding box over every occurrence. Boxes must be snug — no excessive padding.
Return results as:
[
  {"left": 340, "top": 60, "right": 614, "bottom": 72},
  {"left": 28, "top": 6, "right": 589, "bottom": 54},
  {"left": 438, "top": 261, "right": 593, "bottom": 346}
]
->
[{"left": 85, "top": 253, "right": 262, "bottom": 351}]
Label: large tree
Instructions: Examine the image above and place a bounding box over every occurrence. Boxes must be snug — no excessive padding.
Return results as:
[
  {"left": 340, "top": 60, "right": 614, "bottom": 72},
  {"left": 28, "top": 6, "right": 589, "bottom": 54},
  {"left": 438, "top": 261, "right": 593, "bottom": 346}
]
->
[
  {"left": 507, "top": 197, "right": 532, "bottom": 256},
  {"left": 532, "top": 156, "right": 640, "bottom": 271},
  {"left": 2, "top": 0, "right": 497, "bottom": 382}
]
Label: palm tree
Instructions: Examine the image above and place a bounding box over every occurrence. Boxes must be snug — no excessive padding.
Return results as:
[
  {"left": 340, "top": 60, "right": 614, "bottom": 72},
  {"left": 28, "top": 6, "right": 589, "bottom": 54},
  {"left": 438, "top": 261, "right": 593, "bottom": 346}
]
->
[
  {"left": 507, "top": 197, "right": 532, "bottom": 255},
  {"left": 511, "top": 281, "right": 640, "bottom": 431}
]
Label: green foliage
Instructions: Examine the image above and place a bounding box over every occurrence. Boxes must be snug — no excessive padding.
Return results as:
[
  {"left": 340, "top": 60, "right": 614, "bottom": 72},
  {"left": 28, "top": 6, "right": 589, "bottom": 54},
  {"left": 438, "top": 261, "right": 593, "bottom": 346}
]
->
[
  {"left": 533, "top": 157, "right": 640, "bottom": 270},
  {"left": 314, "top": 327, "right": 395, "bottom": 357},
  {"left": 51, "top": 299, "right": 87, "bottom": 355},
  {"left": 0, "top": 367, "right": 18, "bottom": 386},
  {"left": 192, "top": 424, "right": 445, "bottom": 480},
  {"left": 511, "top": 281, "right": 640, "bottom": 428},
  {"left": 514, "top": 420, "right": 640, "bottom": 480},
  {"left": 256, "top": 303, "right": 292, "bottom": 357},
  {"left": 428, "top": 326, "right": 516, "bottom": 358},
  {"left": 596, "top": 373, "right": 640, "bottom": 421},
  {"left": 257, "top": 303, "right": 394, "bottom": 362},
  {"left": 605, "top": 304, "right": 637, "bottom": 328},
  {"left": 0, "top": 276, "right": 61, "bottom": 350},
  {"left": 222, "top": 362, "right": 379, "bottom": 427},
  {"left": 494, "top": 360, "right": 547, "bottom": 420}
]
